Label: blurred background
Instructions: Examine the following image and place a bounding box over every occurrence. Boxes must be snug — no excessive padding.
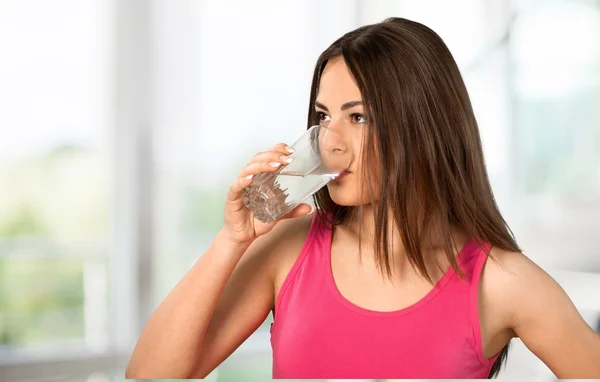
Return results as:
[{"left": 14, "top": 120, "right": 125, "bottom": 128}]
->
[{"left": 0, "top": 0, "right": 599, "bottom": 381}]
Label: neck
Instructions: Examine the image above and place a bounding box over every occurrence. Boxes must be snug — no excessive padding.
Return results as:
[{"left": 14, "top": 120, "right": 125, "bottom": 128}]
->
[
  {"left": 340, "top": 205, "right": 409, "bottom": 273},
  {"left": 338, "top": 204, "right": 467, "bottom": 278},
  {"left": 344, "top": 204, "right": 400, "bottom": 244}
]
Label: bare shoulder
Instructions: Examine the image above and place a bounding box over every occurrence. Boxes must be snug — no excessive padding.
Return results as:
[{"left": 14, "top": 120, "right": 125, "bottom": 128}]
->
[
  {"left": 477, "top": 248, "right": 529, "bottom": 351},
  {"left": 482, "top": 248, "right": 600, "bottom": 377},
  {"left": 243, "top": 213, "right": 314, "bottom": 280},
  {"left": 243, "top": 213, "right": 313, "bottom": 261},
  {"left": 482, "top": 247, "right": 561, "bottom": 303},
  {"left": 483, "top": 247, "right": 543, "bottom": 290},
  {"left": 271, "top": 212, "right": 314, "bottom": 244},
  {"left": 480, "top": 246, "right": 579, "bottom": 334},
  {"left": 481, "top": 248, "right": 554, "bottom": 315},
  {"left": 265, "top": 213, "right": 314, "bottom": 300},
  {"left": 478, "top": 247, "right": 564, "bottom": 356}
]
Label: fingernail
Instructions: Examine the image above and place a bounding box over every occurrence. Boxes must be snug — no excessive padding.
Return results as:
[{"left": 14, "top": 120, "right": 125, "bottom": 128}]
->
[
  {"left": 309, "top": 205, "right": 315, "bottom": 214},
  {"left": 281, "top": 155, "right": 293, "bottom": 163},
  {"left": 285, "top": 146, "right": 295, "bottom": 153},
  {"left": 269, "top": 162, "right": 282, "bottom": 167},
  {"left": 244, "top": 174, "right": 254, "bottom": 180}
]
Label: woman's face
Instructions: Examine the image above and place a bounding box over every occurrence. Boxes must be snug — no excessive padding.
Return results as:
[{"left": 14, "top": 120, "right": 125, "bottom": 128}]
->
[{"left": 316, "top": 57, "right": 375, "bottom": 206}]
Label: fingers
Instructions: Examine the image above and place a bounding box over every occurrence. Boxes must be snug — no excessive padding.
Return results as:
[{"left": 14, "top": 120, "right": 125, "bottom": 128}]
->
[
  {"left": 228, "top": 143, "right": 294, "bottom": 202},
  {"left": 239, "top": 143, "right": 295, "bottom": 178},
  {"left": 246, "top": 152, "right": 293, "bottom": 168},
  {"left": 248, "top": 144, "right": 294, "bottom": 164},
  {"left": 264, "top": 143, "right": 295, "bottom": 156},
  {"left": 238, "top": 159, "right": 291, "bottom": 179},
  {"left": 228, "top": 173, "right": 255, "bottom": 202}
]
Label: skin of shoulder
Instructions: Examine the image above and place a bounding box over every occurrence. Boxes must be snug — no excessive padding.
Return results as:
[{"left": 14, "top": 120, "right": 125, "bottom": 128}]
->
[
  {"left": 268, "top": 213, "right": 314, "bottom": 303},
  {"left": 481, "top": 247, "right": 600, "bottom": 378}
]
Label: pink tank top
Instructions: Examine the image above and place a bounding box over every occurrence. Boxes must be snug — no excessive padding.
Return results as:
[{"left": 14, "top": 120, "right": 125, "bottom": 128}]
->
[{"left": 270, "top": 214, "right": 500, "bottom": 379}]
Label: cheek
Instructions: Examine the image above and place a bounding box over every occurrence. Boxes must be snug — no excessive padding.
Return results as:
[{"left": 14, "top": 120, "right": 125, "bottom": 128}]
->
[
  {"left": 326, "top": 171, "right": 378, "bottom": 206},
  {"left": 326, "top": 132, "right": 382, "bottom": 206},
  {"left": 350, "top": 136, "right": 367, "bottom": 171},
  {"left": 355, "top": 156, "right": 382, "bottom": 202},
  {"left": 355, "top": 138, "right": 381, "bottom": 186}
]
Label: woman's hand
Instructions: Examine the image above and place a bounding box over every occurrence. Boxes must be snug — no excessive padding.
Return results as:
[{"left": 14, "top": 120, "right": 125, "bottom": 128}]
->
[{"left": 222, "top": 143, "right": 313, "bottom": 246}]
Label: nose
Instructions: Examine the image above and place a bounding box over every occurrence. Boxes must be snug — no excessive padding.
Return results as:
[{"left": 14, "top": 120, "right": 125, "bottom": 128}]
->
[
  {"left": 317, "top": 125, "right": 351, "bottom": 173},
  {"left": 319, "top": 125, "right": 347, "bottom": 154},
  {"left": 325, "top": 117, "right": 343, "bottom": 133},
  {"left": 322, "top": 118, "right": 348, "bottom": 147}
]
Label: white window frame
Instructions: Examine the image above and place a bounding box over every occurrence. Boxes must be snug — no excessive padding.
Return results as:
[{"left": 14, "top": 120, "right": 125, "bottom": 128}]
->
[{"left": 0, "top": 0, "right": 153, "bottom": 380}]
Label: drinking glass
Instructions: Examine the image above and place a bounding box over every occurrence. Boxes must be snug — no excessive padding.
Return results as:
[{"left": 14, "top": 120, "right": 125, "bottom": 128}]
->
[{"left": 242, "top": 125, "right": 350, "bottom": 222}]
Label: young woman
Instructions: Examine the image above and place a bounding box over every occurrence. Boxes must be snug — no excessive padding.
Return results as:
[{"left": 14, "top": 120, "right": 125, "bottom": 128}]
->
[{"left": 126, "top": 18, "right": 600, "bottom": 379}]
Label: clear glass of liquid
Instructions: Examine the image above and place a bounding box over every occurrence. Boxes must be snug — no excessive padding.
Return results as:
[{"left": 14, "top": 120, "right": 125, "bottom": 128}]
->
[{"left": 242, "top": 125, "right": 350, "bottom": 222}]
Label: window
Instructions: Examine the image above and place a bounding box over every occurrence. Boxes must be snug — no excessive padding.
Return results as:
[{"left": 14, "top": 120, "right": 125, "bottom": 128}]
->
[
  {"left": 512, "top": 0, "right": 600, "bottom": 203},
  {"left": 509, "top": 0, "right": 600, "bottom": 272},
  {"left": 0, "top": 0, "right": 113, "bottom": 355}
]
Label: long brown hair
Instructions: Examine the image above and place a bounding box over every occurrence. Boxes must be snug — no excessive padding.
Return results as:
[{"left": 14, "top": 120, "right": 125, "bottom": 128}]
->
[{"left": 308, "top": 17, "right": 519, "bottom": 378}]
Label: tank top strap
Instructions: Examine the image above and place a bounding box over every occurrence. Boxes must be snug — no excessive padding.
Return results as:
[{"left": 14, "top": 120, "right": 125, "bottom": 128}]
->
[
  {"left": 455, "top": 239, "right": 498, "bottom": 369},
  {"left": 273, "top": 212, "right": 331, "bottom": 319}
]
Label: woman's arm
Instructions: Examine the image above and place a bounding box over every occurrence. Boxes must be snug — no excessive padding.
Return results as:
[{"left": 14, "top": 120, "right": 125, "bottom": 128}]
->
[
  {"left": 126, "top": 143, "right": 310, "bottom": 378},
  {"left": 484, "top": 249, "right": 600, "bottom": 378},
  {"left": 125, "top": 228, "right": 264, "bottom": 379},
  {"left": 125, "top": 216, "right": 305, "bottom": 379},
  {"left": 126, "top": 215, "right": 312, "bottom": 379}
]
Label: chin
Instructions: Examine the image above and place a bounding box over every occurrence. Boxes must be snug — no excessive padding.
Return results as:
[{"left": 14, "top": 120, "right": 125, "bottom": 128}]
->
[
  {"left": 326, "top": 180, "right": 376, "bottom": 207},
  {"left": 326, "top": 184, "right": 362, "bottom": 206}
]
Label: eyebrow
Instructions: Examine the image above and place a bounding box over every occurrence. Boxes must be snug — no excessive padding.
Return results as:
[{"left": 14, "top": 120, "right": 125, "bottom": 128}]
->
[{"left": 314, "top": 100, "right": 363, "bottom": 112}]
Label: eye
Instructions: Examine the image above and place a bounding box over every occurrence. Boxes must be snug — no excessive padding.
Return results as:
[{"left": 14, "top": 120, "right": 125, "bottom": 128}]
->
[
  {"left": 316, "top": 111, "right": 331, "bottom": 123},
  {"left": 350, "top": 113, "right": 366, "bottom": 124}
]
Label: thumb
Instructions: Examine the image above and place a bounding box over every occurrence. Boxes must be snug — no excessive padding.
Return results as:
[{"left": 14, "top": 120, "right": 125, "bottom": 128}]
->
[{"left": 280, "top": 203, "right": 314, "bottom": 220}]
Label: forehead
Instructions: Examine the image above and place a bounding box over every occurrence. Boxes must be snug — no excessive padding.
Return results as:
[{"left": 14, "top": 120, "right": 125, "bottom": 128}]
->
[{"left": 317, "top": 58, "right": 362, "bottom": 104}]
